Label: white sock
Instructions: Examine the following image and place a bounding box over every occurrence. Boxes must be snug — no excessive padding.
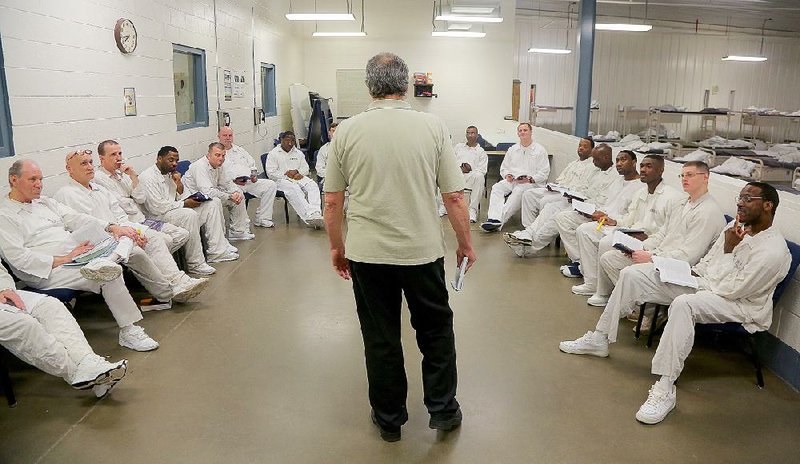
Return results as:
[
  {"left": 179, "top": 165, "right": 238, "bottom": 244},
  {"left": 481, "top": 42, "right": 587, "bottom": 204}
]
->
[{"left": 655, "top": 376, "right": 674, "bottom": 392}]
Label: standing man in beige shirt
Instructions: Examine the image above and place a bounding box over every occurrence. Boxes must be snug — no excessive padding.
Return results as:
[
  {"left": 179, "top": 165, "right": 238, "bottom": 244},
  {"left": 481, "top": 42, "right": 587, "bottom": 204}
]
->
[{"left": 324, "top": 52, "right": 476, "bottom": 443}]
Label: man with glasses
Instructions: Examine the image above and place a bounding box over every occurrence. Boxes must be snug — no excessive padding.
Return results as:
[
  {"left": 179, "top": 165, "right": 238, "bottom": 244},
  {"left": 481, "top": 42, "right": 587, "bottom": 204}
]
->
[
  {"left": 55, "top": 150, "right": 209, "bottom": 306},
  {"left": 558, "top": 181, "right": 791, "bottom": 425},
  {"left": 0, "top": 159, "right": 159, "bottom": 352},
  {"left": 437, "top": 126, "right": 488, "bottom": 223}
]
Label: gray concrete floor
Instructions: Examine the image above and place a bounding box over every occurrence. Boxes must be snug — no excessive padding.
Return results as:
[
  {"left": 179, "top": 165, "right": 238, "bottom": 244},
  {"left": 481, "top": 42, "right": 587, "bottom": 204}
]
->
[{"left": 2, "top": 207, "right": 800, "bottom": 463}]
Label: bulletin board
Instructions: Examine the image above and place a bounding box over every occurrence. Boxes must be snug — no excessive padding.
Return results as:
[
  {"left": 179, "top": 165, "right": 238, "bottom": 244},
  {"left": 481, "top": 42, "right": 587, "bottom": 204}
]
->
[{"left": 336, "top": 69, "right": 372, "bottom": 118}]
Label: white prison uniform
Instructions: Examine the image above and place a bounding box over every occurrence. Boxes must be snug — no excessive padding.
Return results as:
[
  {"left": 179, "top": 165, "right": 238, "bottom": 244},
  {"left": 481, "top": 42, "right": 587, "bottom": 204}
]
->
[
  {"left": 487, "top": 142, "right": 550, "bottom": 225},
  {"left": 316, "top": 143, "right": 331, "bottom": 179},
  {"left": 184, "top": 156, "right": 250, "bottom": 235},
  {"left": 0, "top": 274, "right": 95, "bottom": 384},
  {"left": 577, "top": 181, "right": 684, "bottom": 291},
  {"left": 595, "top": 226, "right": 790, "bottom": 382},
  {"left": 436, "top": 143, "right": 489, "bottom": 217},
  {"left": 138, "top": 165, "right": 231, "bottom": 265},
  {"left": 266, "top": 145, "right": 321, "bottom": 220},
  {"left": 555, "top": 179, "right": 644, "bottom": 262},
  {"left": 223, "top": 144, "right": 278, "bottom": 224},
  {"left": 54, "top": 179, "right": 189, "bottom": 302},
  {"left": 520, "top": 168, "right": 623, "bottom": 251},
  {"left": 93, "top": 167, "right": 189, "bottom": 252},
  {"left": 520, "top": 158, "right": 598, "bottom": 227},
  {"left": 0, "top": 197, "right": 142, "bottom": 328},
  {"left": 597, "top": 191, "right": 722, "bottom": 296}
]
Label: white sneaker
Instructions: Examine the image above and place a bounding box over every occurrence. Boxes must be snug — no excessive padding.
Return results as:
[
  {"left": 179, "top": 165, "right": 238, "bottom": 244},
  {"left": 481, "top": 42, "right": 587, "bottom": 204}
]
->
[
  {"left": 118, "top": 325, "right": 159, "bottom": 352},
  {"left": 253, "top": 219, "right": 275, "bottom": 228},
  {"left": 139, "top": 299, "right": 172, "bottom": 312},
  {"left": 559, "top": 331, "right": 609, "bottom": 357},
  {"left": 304, "top": 217, "right": 324, "bottom": 229},
  {"left": 438, "top": 206, "right": 447, "bottom": 217},
  {"left": 70, "top": 355, "right": 128, "bottom": 390},
  {"left": 188, "top": 263, "right": 216, "bottom": 275},
  {"left": 469, "top": 213, "right": 477, "bottom": 223},
  {"left": 636, "top": 384, "right": 676, "bottom": 424},
  {"left": 227, "top": 245, "right": 239, "bottom": 254},
  {"left": 172, "top": 277, "right": 210, "bottom": 303},
  {"left": 571, "top": 283, "right": 596, "bottom": 296},
  {"left": 207, "top": 251, "right": 239, "bottom": 263},
  {"left": 92, "top": 378, "right": 121, "bottom": 399},
  {"left": 228, "top": 231, "right": 255, "bottom": 241},
  {"left": 587, "top": 294, "right": 610, "bottom": 307},
  {"left": 80, "top": 258, "right": 122, "bottom": 282}
]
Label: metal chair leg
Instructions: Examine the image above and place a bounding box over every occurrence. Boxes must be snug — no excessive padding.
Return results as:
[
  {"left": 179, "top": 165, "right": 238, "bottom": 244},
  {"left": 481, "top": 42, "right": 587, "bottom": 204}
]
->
[
  {"left": 0, "top": 347, "right": 17, "bottom": 408},
  {"left": 748, "top": 333, "right": 765, "bottom": 388},
  {"left": 646, "top": 305, "right": 662, "bottom": 348},
  {"left": 635, "top": 303, "right": 647, "bottom": 340}
]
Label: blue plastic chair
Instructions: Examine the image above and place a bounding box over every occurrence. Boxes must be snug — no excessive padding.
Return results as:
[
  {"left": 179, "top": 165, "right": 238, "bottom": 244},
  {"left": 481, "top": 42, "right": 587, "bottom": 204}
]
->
[
  {"left": 176, "top": 160, "right": 191, "bottom": 176},
  {"left": 261, "top": 153, "right": 290, "bottom": 223}
]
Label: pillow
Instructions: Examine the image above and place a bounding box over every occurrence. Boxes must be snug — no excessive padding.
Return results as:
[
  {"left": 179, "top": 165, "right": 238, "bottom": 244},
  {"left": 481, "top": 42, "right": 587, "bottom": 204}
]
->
[{"left": 710, "top": 157, "right": 757, "bottom": 177}]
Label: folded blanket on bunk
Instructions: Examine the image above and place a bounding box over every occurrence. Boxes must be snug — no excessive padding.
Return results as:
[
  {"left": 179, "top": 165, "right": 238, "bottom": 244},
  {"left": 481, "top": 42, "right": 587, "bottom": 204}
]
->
[
  {"left": 711, "top": 157, "right": 757, "bottom": 177},
  {"left": 637, "top": 142, "right": 673, "bottom": 152},
  {"left": 592, "top": 130, "right": 620, "bottom": 142},
  {"left": 674, "top": 149, "right": 711, "bottom": 163},
  {"left": 698, "top": 136, "right": 754, "bottom": 149}
]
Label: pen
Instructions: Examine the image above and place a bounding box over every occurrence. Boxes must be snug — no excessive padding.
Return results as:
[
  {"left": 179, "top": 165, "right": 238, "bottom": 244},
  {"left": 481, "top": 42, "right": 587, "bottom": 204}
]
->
[{"left": 596, "top": 217, "right": 606, "bottom": 231}]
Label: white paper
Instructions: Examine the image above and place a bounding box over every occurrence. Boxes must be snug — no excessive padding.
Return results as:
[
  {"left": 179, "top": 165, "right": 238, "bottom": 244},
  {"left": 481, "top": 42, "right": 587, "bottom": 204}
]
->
[
  {"left": 546, "top": 183, "right": 567, "bottom": 193},
  {"left": 451, "top": 257, "right": 469, "bottom": 292},
  {"left": 612, "top": 230, "right": 644, "bottom": 251},
  {"left": 572, "top": 200, "right": 596, "bottom": 216},
  {"left": 564, "top": 190, "right": 587, "bottom": 201},
  {"left": 653, "top": 256, "right": 699, "bottom": 289}
]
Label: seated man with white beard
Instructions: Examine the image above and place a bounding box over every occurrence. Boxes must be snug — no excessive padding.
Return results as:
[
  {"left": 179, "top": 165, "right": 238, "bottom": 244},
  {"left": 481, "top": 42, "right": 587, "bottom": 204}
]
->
[
  {"left": 0, "top": 160, "right": 159, "bottom": 352},
  {"left": 0, "top": 265, "right": 128, "bottom": 398},
  {"left": 55, "top": 150, "right": 209, "bottom": 306}
]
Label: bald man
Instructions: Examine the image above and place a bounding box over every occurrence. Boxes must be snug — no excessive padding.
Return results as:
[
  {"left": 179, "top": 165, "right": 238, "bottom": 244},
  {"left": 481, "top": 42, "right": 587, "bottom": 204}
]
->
[{"left": 218, "top": 127, "right": 278, "bottom": 228}]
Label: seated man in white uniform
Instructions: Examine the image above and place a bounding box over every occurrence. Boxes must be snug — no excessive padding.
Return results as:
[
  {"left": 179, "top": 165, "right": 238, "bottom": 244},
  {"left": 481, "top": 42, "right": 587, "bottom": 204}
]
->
[
  {"left": 559, "top": 182, "right": 791, "bottom": 425},
  {"left": 315, "top": 122, "right": 338, "bottom": 190},
  {"left": 517, "top": 137, "right": 597, "bottom": 229},
  {"left": 55, "top": 150, "right": 209, "bottom": 305},
  {"left": 586, "top": 161, "right": 724, "bottom": 308},
  {"left": 0, "top": 265, "right": 128, "bottom": 398},
  {"left": 93, "top": 140, "right": 190, "bottom": 253},
  {"left": 0, "top": 160, "right": 159, "bottom": 352},
  {"left": 503, "top": 144, "right": 620, "bottom": 257},
  {"left": 571, "top": 155, "right": 685, "bottom": 306},
  {"left": 481, "top": 123, "right": 550, "bottom": 232},
  {"left": 184, "top": 142, "right": 254, "bottom": 242},
  {"left": 266, "top": 131, "right": 324, "bottom": 229},
  {"left": 218, "top": 127, "right": 278, "bottom": 228},
  {"left": 437, "top": 125, "right": 488, "bottom": 223},
  {"left": 138, "top": 146, "right": 238, "bottom": 271},
  {"left": 554, "top": 150, "right": 643, "bottom": 278}
]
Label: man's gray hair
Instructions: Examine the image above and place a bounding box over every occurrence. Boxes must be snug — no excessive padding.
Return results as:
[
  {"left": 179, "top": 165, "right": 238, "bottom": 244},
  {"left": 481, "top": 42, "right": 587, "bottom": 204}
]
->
[
  {"left": 208, "top": 142, "right": 225, "bottom": 152},
  {"left": 8, "top": 159, "right": 35, "bottom": 187},
  {"left": 365, "top": 52, "right": 409, "bottom": 98}
]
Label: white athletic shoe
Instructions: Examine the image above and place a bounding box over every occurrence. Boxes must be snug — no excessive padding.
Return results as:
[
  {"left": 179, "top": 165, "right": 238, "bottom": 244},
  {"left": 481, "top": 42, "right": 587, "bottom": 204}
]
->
[
  {"left": 228, "top": 231, "right": 255, "bottom": 241},
  {"left": 304, "top": 217, "right": 324, "bottom": 229},
  {"left": 188, "top": 263, "right": 216, "bottom": 276},
  {"left": 118, "top": 325, "right": 159, "bottom": 352},
  {"left": 253, "top": 219, "right": 275, "bottom": 228},
  {"left": 71, "top": 356, "right": 127, "bottom": 390},
  {"left": 636, "top": 384, "right": 676, "bottom": 424},
  {"left": 559, "top": 331, "right": 609, "bottom": 357},
  {"left": 469, "top": 213, "right": 477, "bottom": 223},
  {"left": 172, "top": 277, "right": 210, "bottom": 303},
  {"left": 587, "top": 294, "right": 610, "bottom": 307},
  {"left": 438, "top": 206, "right": 447, "bottom": 217},
  {"left": 207, "top": 251, "right": 239, "bottom": 263},
  {"left": 571, "top": 283, "right": 596, "bottom": 296},
  {"left": 80, "top": 258, "right": 122, "bottom": 282}
]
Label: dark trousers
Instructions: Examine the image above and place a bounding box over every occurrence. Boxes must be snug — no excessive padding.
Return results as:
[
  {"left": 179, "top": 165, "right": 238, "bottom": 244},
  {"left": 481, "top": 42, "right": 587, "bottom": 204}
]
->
[{"left": 350, "top": 258, "right": 459, "bottom": 429}]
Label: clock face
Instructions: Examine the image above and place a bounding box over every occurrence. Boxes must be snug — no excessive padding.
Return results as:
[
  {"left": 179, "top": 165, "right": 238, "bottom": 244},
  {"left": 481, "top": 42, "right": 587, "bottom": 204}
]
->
[{"left": 114, "top": 18, "right": 137, "bottom": 54}]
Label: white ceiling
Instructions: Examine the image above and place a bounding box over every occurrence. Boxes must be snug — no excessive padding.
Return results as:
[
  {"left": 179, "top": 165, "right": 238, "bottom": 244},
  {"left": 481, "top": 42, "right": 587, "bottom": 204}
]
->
[{"left": 516, "top": 0, "right": 800, "bottom": 34}]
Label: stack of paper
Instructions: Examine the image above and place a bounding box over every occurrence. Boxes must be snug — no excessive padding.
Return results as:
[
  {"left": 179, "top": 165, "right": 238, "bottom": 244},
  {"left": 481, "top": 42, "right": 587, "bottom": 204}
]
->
[
  {"left": 546, "top": 183, "right": 567, "bottom": 193},
  {"left": 68, "top": 237, "right": 118, "bottom": 265},
  {"left": 572, "top": 200, "right": 596, "bottom": 216},
  {"left": 612, "top": 230, "right": 644, "bottom": 251},
  {"left": 563, "top": 190, "right": 587, "bottom": 202},
  {"left": 652, "top": 256, "right": 698, "bottom": 288}
]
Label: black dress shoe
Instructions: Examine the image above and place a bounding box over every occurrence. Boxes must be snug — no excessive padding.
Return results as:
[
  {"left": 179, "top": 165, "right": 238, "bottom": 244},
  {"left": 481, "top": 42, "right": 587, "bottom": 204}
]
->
[
  {"left": 429, "top": 408, "right": 462, "bottom": 431},
  {"left": 371, "top": 411, "right": 401, "bottom": 442}
]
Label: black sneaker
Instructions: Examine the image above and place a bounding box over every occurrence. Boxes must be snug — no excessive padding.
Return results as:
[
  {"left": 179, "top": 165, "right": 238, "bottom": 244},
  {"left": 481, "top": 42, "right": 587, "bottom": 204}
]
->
[
  {"left": 371, "top": 411, "right": 401, "bottom": 442},
  {"left": 481, "top": 219, "right": 501, "bottom": 232},
  {"left": 429, "top": 408, "right": 462, "bottom": 431}
]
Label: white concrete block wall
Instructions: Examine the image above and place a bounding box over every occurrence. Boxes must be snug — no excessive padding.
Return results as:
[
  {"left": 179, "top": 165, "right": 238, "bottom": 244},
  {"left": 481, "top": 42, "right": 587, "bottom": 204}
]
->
[
  {"left": 534, "top": 126, "right": 800, "bottom": 353},
  {"left": 0, "top": 0, "right": 303, "bottom": 195}
]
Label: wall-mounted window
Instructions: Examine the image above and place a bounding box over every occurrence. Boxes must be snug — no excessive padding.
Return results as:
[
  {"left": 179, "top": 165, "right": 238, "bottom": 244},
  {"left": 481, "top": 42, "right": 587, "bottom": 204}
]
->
[
  {"left": 173, "top": 44, "right": 208, "bottom": 130},
  {"left": 261, "top": 63, "right": 277, "bottom": 117},
  {"left": 0, "top": 35, "right": 14, "bottom": 157}
]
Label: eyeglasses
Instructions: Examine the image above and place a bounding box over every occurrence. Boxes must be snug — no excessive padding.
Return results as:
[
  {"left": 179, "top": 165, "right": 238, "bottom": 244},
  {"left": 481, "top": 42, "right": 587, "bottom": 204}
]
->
[
  {"left": 678, "top": 172, "right": 705, "bottom": 179},
  {"left": 736, "top": 194, "right": 764, "bottom": 203},
  {"left": 66, "top": 149, "right": 93, "bottom": 160}
]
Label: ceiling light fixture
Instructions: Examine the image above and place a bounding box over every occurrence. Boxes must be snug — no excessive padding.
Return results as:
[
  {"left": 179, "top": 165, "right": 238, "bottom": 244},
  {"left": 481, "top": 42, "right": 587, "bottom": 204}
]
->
[
  {"left": 432, "top": 31, "right": 486, "bottom": 38},
  {"left": 286, "top": 13, "right": 355, "bottom": 21},
  {"left": 595, "top": 23, "right": 652, "bottom": 31},
  {"left": 450, "top": 6, "right": 495, "bottom": 14},
  {"left": 722, "top": 55, "right": 767, "bottom": 62},
  {"left": 312, "top": 31, "right": 366, "bottom": 36},
  {"left": 435, "top": 14, "right": 502, "bottom": 23},
  {"left": 528, "top": 48, "right": 572, "bottom": 54}
]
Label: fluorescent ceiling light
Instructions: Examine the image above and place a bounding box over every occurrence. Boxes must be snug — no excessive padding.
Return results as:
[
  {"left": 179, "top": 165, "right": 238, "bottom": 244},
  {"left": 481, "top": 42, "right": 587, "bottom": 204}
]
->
[
  {"left": 312, "top": 31, "right": 366, "bottom": 37},
  {"left": 528, "top": 48, "right": 572, "bottom": 54},
  {"left": 451, "top": 6, "right": 495, "bottom": 14},
  {"left": 432, "top": 31, "right": 486, "bottom": 38},
  {"left": 448, "top": 23, "right": 473, "bottom": 30},
  {"left": 722, "top": 55, "right": 767, "bottom": 62},
  {"left": 595, "top": 23, "right": 652, "bottom": 31},
  {"left": 285, "top": 13, "right": 355, "bottom": 21},
  {"left": 435, "top": 14, "right": 503, "bottom": 23}
]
